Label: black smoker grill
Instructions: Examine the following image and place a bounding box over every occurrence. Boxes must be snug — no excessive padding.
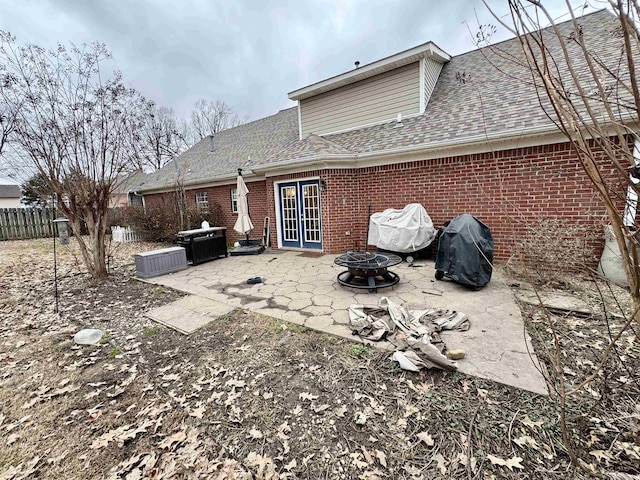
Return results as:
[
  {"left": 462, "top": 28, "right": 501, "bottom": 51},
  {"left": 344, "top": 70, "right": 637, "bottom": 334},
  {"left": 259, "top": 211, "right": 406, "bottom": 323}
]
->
[
  {"left": 175, "top": 227, "right": 227, "bottom": 265},
  {"left": 334, "top": 251, "right": 402, "bottom": 293}
]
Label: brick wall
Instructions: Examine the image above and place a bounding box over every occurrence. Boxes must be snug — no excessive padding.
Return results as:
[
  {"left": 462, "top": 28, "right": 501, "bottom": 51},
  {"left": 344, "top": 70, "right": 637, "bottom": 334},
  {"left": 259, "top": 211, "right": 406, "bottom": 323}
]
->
[
  {"left": 320, "top": 141, "right": 625, "bottom": 260},
  {"left": 144, "top": 180, "right": 270, "bottom": 245},
  {"left": 144, "top": 139, "right": 627, "bottom": 262}
]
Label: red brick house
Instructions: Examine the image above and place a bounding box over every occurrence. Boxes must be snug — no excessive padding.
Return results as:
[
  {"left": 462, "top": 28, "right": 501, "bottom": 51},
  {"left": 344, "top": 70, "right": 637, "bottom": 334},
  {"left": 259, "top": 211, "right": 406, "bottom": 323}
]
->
[{"left": 138, "top": 10, "right": 630, "bottom": 261}]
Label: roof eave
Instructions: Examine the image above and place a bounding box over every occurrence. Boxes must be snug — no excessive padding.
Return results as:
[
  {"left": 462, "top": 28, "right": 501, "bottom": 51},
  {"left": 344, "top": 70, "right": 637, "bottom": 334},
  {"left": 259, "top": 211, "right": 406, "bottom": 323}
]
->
[
  {"left": 288, "top": 41, "right": 451, "bottom": 101},
  {"left": 248, "top": 125, "right": 571, "bottom": 175}
]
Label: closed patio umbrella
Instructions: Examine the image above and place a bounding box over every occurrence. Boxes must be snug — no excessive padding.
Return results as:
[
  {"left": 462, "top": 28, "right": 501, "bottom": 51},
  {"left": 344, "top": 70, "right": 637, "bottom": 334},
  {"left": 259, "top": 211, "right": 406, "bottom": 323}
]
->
[{"left": 233, "top": 168, "right": 254, "bottom": 243}]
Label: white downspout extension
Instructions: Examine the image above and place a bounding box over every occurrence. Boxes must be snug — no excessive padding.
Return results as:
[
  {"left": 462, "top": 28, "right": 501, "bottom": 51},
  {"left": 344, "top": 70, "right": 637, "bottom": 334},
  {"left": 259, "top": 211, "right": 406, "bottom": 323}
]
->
[{"left": 623, "top": 138, "right": 640, "bottom": 227}]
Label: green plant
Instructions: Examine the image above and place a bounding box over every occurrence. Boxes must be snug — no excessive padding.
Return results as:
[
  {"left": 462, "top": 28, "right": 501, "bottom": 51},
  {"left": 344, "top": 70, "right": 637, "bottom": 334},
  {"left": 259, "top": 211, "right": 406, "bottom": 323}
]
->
[
  {"left": 109, "top": 347, "right": 121, "bottom": 358},
  {"left": 351, "top": 344, "right": 368, "bottom": 357},
  {"left": 99, "top": 332, "right": 113, "bottom": 345},
  {"left": 144, "top": 326, "right": 161, "bottom": 336},
  {"left": 269, "top": 322, "right": 287, "bottom": 333}
]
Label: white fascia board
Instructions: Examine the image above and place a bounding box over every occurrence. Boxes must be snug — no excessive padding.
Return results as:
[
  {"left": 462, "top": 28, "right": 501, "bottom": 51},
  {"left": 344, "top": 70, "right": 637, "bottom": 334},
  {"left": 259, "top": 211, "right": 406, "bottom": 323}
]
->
[
  {"left": 141, "top": 172, "right": 266, "bottom": 194},
  {"left": 254, "top": 120, "right": 639, "bottom": 177},
  {"left": 288, "top": 41, "right": 451, "bottom": 101},
  {"left": 251, "top": 126, "right": 569, "bottom": 177}
]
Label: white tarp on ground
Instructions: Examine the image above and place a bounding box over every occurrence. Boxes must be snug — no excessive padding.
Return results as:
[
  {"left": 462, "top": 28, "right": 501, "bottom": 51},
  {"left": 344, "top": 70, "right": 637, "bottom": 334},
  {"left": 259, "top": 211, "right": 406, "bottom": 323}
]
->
[
  {"left": 349, "top": 297, "right": 470, "bottom": 372},
  {"left": 367, "top": 203, "right": 437, "bottom": 253}
]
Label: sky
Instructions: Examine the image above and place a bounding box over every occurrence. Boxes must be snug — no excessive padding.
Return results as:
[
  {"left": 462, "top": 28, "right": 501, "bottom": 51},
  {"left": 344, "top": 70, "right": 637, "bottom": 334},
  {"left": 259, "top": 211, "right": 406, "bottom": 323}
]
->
[{"left": 0, "top": 0, "right": 602, "bottom": 125}]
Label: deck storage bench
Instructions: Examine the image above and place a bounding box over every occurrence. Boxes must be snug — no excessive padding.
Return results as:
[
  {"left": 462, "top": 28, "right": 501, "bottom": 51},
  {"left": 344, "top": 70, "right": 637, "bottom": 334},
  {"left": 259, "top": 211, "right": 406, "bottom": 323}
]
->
[{"left": 134, "top": 246, "right": 188, "bottom": 279}]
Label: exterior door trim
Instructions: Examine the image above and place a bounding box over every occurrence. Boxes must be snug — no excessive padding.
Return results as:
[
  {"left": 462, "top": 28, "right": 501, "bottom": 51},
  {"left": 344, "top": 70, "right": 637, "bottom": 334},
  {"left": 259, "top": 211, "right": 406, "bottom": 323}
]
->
[{"left": 273, "top": 177, "right": 322, "bottom": 250}]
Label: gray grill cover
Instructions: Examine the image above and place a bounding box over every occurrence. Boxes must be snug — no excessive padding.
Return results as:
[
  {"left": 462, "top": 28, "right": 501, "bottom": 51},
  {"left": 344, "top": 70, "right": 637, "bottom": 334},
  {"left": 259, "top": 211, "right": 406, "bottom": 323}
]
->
[{"left": 435, "top": 214, "right": 494, "bottom": 289}]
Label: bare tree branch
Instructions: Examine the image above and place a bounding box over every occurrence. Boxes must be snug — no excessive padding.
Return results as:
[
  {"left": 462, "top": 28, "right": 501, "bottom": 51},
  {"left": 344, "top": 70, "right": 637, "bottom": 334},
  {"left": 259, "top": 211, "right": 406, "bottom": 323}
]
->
[{"left": 0, "top": 32, "right": 151, "bottom": 279}]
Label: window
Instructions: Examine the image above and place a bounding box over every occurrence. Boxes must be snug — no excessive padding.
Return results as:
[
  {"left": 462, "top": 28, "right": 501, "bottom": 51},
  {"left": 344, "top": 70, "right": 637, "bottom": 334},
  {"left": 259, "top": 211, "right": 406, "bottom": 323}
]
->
[
  {"left": 195, "top": 192, "right": 209, "bottom": 213},
  {"left": 231, "top": 188, "right": 238, "bottom": 213}
]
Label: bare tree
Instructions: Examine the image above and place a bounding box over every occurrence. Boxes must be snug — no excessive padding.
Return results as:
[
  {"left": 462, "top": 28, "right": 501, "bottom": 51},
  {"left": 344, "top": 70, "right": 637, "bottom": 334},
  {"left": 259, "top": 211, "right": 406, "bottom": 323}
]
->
[
  {"left": 478, "top": 0, "right": 640, "bottom": 467},
  {"left": 189, "top": 98, "right": 243, "bottom": 142},
  {"left": 0, "top": 32, "right": 152, "bottom": 279},
  {"left": 0, "top": 92, "right": 20, "bottom": 156},
  {"left": 482, "top": 1, "right": 640, "bottom": 313},
  {"left": 137, "top": 105, "right": 189, "bottom": 171}
]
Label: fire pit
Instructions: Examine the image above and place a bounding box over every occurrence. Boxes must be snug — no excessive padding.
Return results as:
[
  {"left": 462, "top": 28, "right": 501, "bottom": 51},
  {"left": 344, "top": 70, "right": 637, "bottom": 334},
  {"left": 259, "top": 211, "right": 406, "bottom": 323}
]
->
[{"left": 334, "top": 251, "right": 402, "bottom": 293}]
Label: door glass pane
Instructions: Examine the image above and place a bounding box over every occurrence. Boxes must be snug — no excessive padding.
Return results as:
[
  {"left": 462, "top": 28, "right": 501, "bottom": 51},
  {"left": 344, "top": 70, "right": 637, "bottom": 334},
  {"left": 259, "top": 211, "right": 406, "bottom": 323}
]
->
[
  {"left": 281, "top": 186, "right": 298, "bottom": 242},
  {"left": 302, "top": 184, "right": 320, "bottom": 242}
]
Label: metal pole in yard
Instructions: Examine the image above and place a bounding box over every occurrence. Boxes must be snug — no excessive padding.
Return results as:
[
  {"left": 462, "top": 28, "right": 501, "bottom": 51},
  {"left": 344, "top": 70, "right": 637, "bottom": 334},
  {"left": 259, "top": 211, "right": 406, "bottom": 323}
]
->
[{"left": 52, "top": 196, "right": 59, "bottom": 315}]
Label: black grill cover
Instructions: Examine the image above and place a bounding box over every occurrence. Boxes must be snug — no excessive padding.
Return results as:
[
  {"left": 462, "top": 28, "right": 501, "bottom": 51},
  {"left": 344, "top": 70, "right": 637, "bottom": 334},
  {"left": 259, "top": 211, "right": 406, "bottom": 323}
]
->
[{"left": 435, "top": 214, "right": 494, "bottom": 289}]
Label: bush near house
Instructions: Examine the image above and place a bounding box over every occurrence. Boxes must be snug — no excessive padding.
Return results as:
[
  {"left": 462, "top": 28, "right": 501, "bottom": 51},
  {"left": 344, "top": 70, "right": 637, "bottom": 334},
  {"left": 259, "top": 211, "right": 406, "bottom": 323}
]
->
[{"left": 115, "top": 203, "right": 222, "bottom": 243}]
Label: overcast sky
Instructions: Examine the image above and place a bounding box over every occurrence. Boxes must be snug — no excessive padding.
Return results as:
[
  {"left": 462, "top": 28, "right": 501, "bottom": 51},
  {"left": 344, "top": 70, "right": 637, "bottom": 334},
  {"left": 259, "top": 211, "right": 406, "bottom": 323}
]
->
[{"left": 1, "top": 0, "right": 600, "bottom": 124}]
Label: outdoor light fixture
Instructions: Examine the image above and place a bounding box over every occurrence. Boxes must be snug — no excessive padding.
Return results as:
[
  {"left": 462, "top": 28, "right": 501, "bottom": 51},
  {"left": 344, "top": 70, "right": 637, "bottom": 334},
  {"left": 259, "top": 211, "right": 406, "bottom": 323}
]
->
[
  {"left": 53, "top": 217, "right": 69, "bottom": 245},
  {"left": 52, "top": 217, "right": 69, "bottom": 315},
  {"left": 319, "top": 179, "right": 327, "bottom": 192}
]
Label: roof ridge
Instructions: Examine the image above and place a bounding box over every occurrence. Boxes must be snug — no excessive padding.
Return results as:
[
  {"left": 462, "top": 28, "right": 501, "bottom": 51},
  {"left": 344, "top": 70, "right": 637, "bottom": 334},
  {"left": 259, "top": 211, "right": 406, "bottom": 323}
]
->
[{"left": 452, "top": 8, "right": 611, "bottom": 59}]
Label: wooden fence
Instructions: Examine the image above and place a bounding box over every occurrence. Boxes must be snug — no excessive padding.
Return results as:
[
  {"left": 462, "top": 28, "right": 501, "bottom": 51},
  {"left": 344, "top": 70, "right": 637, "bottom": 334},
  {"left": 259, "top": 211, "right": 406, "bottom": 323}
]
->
[{"left": 0, "top": 208, "right": 55, "bottom": 240}]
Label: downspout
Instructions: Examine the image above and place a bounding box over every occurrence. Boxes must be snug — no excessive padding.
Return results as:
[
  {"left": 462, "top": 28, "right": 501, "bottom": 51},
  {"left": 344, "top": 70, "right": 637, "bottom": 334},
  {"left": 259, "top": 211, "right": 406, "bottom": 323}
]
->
[{"left": 623, "top": 138, "right": 640, "bottom": 226}]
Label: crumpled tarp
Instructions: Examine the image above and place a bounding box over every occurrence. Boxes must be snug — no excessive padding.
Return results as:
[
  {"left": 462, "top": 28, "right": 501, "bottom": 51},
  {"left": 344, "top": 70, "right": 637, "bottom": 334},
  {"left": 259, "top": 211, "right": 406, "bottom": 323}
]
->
[
  {"left": 367, "top": 203, "right": 437, "bottom": 253},
  {"left": 349, "top": 297, "right": 470, "bottom": 372}
]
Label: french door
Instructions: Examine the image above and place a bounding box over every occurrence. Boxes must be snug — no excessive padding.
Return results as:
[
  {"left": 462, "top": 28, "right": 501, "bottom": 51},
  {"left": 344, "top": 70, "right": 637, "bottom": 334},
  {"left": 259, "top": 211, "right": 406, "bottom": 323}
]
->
[{"left": 278, "top": 180, "right": 322, "bottom": 249}]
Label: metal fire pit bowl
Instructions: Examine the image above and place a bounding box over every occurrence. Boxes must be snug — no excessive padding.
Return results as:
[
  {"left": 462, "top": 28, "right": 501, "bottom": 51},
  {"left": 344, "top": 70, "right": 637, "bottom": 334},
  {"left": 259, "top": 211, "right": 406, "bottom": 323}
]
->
[{"left": 334, "top": 251, "right": 402, "bottom": 293}]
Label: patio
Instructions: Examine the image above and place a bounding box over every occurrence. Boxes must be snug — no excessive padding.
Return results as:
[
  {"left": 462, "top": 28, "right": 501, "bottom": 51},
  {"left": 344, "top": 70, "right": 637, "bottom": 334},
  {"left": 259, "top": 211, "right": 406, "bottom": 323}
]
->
[{"left": 145, "top": 250, "right": 548, "bottom": 395}]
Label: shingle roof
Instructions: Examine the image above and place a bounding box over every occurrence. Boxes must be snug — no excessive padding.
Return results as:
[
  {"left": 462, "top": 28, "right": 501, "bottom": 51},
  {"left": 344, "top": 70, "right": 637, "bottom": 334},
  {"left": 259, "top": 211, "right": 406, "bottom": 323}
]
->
[
  {"left": 0, "top": 184, "right": 20, "bottom": 199},
  {"left": 316, "top": 9, "right": 623, "bottom": 156},
  {"left": 140, "top": 9, "right": 623, "bottom": 192},
  {"left": 139, "top": 107, "right": 299, "bottom": 191},
  {"left": 265, "top": 134, "right": 354, "bottom": 163},
  {"left": 113, "top": 171, "right": 148, "bottom": 195}
]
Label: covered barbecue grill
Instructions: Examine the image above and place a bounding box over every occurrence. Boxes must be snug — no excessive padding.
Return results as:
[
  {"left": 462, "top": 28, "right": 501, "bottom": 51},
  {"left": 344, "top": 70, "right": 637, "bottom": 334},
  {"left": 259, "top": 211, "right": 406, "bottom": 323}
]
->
[
  {"left": 334, "top": 251, "right": 402, "bottom": 293},
  {"left": 435, "top": 214, "right": 493, "bottom": 289}
]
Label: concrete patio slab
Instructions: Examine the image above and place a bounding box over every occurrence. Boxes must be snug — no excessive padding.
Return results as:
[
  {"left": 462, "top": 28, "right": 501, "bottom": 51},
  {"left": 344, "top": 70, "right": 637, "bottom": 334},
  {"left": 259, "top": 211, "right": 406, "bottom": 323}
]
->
[
  {"left": 145, "top": 250, "right": 548, "bottom": 395},
  {"left": 146, "top": 296, "right": 235, "bottom": 334},
  {"left": 515, "top": 288, "right": 593, "bottom": 316}
]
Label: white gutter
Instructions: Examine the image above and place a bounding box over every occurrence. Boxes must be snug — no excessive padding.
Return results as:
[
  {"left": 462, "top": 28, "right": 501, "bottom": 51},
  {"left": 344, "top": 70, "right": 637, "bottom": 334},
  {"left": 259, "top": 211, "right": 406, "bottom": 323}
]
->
[
  {"left": 251, "top": 117, "right": 639, "bottom": 174},
  {"left": 250, "top": 123, "right": 560, "bottom": 173},
  {"left": 142, "top": 117, "right": 638, "bottom": 193}
]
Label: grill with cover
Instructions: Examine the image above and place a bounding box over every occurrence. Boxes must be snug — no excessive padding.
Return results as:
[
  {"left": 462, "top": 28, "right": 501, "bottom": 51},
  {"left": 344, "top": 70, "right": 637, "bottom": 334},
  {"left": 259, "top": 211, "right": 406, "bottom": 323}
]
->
[{"left": 435, "top": 214, "right": 493, "bottom": 290}]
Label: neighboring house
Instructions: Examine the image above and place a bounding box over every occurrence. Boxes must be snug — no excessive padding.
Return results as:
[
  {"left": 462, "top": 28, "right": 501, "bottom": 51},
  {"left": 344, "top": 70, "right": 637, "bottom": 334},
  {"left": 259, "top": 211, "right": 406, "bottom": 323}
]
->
[
  {"left": 110, "top": 171, "right": 148, "bottom": 208},
  {"left": 138, "top": 10, "right": 629, "bottom": 260},
  {"left": 0, "top": 178, "right": 21, "bottom": 208}
]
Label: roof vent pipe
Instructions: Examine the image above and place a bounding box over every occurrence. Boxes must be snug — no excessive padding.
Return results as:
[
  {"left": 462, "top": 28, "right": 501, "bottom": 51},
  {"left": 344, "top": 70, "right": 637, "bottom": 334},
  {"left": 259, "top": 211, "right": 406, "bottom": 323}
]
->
[
  {"left": 354, "top": 61, "right": 360, "bottom": 69},
  {"left": 209, "top": 134, "right": 214, "bottom": 151}
]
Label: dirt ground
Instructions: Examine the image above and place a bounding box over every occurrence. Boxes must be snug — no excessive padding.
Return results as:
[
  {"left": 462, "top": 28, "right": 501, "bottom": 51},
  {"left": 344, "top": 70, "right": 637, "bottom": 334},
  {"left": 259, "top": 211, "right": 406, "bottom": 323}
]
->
[{"left": 0, "top": 238, "right": 638, "bottom": 479}]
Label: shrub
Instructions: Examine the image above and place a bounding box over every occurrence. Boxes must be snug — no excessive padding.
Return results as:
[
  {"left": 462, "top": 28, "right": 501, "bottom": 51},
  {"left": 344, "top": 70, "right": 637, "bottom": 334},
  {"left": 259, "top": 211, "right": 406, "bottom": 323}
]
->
[
  {"left": 119, "top": 201, "right": 222, "bottom": 243},
  {"left": 507, "top": 217, "right": 600, "bottom": 287}
]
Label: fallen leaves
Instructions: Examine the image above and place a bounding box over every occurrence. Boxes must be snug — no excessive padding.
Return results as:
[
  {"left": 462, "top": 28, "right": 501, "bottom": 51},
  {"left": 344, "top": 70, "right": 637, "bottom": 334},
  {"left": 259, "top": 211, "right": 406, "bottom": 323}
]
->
[
  {"left": 487, "top": 454, "right": 525, "bottom": 471},
  {"left": 6, "top": 433, "right": 19, "bottom": 446},
  {"left": 91, "top": 420, "right": 152, "bottom": 449},
  {"left": 354, "top": 411, "right": 367, "bottom": 425},
  {"left": 416, "top": 431, "right": 435, "bottom": 447},
  {"left": 522, "top": 415, "right": 544, "bottom": 428}
]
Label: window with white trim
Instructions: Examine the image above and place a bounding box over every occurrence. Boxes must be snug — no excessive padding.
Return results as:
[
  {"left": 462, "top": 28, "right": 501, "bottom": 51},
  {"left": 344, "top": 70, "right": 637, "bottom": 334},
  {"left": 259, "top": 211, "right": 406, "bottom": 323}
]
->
[
  {"left": 231, "top": 188, "right": 238, "bottom": 213},
  {"left": 195, "top": 192, "right": 209, "bottom": 213}
]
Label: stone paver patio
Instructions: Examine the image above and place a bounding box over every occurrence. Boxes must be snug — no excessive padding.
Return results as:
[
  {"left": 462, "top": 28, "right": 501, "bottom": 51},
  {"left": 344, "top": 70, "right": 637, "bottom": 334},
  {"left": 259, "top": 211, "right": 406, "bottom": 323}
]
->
[{"left": 145, "top": 250, "right": 548, "bottom": 395}]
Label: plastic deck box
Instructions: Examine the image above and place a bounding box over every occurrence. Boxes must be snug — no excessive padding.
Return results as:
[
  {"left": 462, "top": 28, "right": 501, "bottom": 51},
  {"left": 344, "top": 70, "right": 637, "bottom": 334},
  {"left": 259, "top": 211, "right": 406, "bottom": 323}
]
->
[{"left": 134, "top": 246, "right": 188, "bottom": 279}]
